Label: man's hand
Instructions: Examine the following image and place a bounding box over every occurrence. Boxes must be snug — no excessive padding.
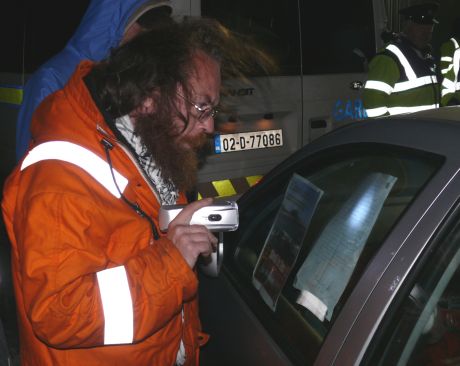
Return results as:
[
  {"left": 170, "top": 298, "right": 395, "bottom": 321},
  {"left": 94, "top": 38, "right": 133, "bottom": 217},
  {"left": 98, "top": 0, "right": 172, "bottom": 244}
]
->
[{"left": 167, "top": 198, "right": 218, "bottom": 268}]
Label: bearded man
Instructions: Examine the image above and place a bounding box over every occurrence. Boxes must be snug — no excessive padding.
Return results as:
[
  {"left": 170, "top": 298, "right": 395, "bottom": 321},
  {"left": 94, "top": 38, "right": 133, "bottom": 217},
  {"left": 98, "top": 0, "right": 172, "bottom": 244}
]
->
[{"left": 0, "top": 18, "right": 241, "bottom": 366}]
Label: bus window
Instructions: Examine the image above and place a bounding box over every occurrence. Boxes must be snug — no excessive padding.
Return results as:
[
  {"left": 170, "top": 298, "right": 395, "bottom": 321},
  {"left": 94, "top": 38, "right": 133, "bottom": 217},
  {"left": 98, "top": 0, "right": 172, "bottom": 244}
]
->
[
  {"left": 201, "top": 1, "right": 374, "bottom": 76},
  {"left": 300, "top": 1, "right": 375, "bottom": 74},
  {"left": 201, "top": 0, "right": 301, "bottom": 76}
]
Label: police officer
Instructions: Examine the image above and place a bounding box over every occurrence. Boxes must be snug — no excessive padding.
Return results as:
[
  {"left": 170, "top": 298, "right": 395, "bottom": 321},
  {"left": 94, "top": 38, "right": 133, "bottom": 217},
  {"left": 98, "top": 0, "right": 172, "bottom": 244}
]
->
[
  {"left": 363, "top": 2, "right": 440, "bottom": 118},
  {"left": 440, "top": 18, "right": 460, "bottom": 106}
]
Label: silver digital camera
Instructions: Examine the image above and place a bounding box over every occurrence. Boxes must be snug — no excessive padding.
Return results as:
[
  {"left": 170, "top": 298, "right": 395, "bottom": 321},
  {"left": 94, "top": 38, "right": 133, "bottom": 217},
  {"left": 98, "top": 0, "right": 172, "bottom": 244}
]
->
[
  {"left": 159, "top": 200, "right": 239, "bottom": 232},
  {"left": 158, "top": 200, "right": 238, "bottom": 277}
]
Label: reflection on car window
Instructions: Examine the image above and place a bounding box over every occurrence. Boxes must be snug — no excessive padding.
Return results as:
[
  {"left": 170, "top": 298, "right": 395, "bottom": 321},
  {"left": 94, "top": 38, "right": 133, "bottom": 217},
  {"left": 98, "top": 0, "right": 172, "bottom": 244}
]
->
[
  {"left": 294, "top": 172, "right": 397, "bottom": 322},
  {"left": 225, "top": 144, "right": 443, "bottom": 365},
  {"left": 364, "top": 208, "right": 460, "bottom": 366}
]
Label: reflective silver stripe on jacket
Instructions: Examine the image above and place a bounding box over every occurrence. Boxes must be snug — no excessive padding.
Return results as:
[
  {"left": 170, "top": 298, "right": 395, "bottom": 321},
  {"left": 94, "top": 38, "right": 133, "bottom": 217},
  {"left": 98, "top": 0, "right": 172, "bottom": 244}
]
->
[
  {"left": 387, "top": 104, "right": 438, "bottom": 115},
  {"left": 441, "top": 38, "right": 460, "bottom": 97},
  {"left": 97, "top": 266, "right": 134, "bottom": 345},
  {"left": 21, "top": 141, "right": 128, "bottom": 198},
  {"left": 442, "top": 78, "right": 456, "bottom": 97},
  {"left": 441, "top": 40, "right": 455, "bottom": 73},
  {"left": 393, "top": 75, "right": 438, "bottom": 93},
  {"left": 386, "top": 44, "right": 438, "bottom": 92},
  {"left": 441, "top": 60, "right": 454, "bottom": 74},
  {"left": 453, "top": 40, "right": 460, "bottom": 90},
  {"left": 365, "top": 104, "right": 437, "bottom": 118},
  {"left": 22, "top": 142, "right": 134, "bottom": 344},
  {"left": 365, "top": 107, "right": 388, "bottom": 118},
  {"left": 363, "top": 80, "right": 393, "bottom": 95}
]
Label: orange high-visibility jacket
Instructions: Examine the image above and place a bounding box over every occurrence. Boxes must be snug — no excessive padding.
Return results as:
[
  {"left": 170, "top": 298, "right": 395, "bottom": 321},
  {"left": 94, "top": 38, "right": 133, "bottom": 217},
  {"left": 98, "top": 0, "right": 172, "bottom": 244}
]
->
[{"left": 2, "top": 61, "right": 207, "bottom": 366}]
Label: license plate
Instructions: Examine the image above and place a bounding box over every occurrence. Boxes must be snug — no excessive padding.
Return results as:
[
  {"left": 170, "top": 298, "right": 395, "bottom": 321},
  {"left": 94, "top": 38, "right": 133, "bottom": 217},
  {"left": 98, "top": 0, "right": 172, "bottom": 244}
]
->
[{"left": 214, "top": 129, "right": 283, "bottom": 154}]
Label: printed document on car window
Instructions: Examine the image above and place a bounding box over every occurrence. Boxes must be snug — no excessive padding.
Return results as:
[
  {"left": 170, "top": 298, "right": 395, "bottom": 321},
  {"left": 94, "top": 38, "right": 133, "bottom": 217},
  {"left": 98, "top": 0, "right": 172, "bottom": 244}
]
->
[
  {"left": 252, "top": 173, "right": 323, "bottom": 311},
  {"left": 294, "top": 173, "right": 397, "bottom": 321}
]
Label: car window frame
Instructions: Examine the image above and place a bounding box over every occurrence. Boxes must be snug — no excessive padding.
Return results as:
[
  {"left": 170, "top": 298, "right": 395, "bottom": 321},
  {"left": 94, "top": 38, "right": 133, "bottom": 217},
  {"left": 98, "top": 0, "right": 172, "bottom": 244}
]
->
[
  {"left": 223, "top": 142, "right": 445, "bottom": 365},
  {"left": 362, "top": 200, "right": 460, "bottom": 365},
  {"left": 315, "top": 156, "right": 460, "bottom": 365}
]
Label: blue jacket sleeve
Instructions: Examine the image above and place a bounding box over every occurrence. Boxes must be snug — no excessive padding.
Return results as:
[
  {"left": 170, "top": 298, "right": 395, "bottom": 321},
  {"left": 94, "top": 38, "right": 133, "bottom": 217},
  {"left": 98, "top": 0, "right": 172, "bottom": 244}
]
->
[{"left": 15, "top": 69, "right": 62, "bottom": 161}]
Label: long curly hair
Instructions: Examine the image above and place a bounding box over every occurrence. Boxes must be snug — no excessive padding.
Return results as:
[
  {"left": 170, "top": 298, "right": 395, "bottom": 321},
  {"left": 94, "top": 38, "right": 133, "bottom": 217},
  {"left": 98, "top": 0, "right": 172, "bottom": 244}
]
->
[{"left": 88, "top": 17, "right": 275, "bottom": 131}]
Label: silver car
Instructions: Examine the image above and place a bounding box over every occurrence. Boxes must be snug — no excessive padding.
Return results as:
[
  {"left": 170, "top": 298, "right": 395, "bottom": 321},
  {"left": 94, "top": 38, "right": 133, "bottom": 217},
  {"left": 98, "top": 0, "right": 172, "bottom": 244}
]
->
[{"left": 199, "top": 107, "right": 460, "bottom": 366}]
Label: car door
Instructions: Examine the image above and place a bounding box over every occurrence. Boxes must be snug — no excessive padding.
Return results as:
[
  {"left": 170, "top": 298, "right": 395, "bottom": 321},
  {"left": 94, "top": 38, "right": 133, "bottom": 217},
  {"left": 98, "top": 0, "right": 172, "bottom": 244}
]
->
[
  {"left": 320, "top": 169, "right": 460, "bottom": 365},
  {"left": 199, "top": 142, "right": 446, "bottom": 365},
  {"left": 361, "top": 202, "right": 460, "bottom": 365}
]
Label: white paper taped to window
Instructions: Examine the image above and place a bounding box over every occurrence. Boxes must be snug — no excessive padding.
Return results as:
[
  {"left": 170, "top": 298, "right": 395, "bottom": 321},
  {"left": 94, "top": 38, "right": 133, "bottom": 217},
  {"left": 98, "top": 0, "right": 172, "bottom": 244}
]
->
[{"left": 294, "top": 173, "right": 397, "bottom": 321}]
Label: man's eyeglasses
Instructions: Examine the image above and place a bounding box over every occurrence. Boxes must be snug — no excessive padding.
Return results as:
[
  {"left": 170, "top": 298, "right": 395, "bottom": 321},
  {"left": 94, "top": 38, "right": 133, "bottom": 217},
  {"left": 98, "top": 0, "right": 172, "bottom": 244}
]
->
[{"left": 176, "top": 93, "right": 219, "bottom": 121}]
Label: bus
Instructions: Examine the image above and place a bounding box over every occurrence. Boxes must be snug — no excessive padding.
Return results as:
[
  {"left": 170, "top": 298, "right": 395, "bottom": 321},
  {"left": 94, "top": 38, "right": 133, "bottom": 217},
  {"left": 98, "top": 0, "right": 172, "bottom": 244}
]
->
[{"left": 1, "top": 0, "right": 457, "bottom": 198}]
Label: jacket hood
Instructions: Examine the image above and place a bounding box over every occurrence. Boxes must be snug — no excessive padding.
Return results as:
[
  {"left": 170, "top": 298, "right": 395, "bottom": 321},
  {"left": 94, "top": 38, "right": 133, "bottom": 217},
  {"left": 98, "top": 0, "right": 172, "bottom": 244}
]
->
[{"left": 67, "top": 0, "right": 173, "bottom": 62}]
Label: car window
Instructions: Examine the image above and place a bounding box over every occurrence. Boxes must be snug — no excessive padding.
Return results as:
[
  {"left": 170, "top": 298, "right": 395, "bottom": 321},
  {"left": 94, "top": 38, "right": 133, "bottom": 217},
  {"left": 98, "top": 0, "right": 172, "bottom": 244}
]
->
[
  {"left": 363, "top": 206, "right": 460, "bottom": 366},
  {"left": 224, "top": 144, "right": 443, "bottom": 365}
]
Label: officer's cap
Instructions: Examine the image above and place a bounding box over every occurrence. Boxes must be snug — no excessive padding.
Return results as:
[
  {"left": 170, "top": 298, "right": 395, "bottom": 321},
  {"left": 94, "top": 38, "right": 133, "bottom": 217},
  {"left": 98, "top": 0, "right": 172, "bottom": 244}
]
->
[{"left": 399, "top": 2, "right": 439, "bottom": 25}]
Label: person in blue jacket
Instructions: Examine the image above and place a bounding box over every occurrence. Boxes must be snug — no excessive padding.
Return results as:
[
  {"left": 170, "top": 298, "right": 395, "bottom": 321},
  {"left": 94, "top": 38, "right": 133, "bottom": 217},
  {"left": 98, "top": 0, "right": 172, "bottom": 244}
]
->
[{"left": 15, "top": 0, "right": 173, "bottom": 161}]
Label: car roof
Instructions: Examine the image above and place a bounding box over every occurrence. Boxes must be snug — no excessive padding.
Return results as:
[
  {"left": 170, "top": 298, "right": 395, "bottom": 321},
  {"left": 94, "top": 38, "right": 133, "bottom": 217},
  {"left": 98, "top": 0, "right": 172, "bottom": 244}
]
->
[{"left": 304, "top": 106, "right": 460, "bottom": 159}]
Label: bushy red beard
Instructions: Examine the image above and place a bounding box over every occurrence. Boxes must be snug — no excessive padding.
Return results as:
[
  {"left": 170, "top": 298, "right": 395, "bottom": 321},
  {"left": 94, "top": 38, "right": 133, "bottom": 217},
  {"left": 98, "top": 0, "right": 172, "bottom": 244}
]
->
[{"left": 134, "top": 115, "right": 213, "bottom": 192}]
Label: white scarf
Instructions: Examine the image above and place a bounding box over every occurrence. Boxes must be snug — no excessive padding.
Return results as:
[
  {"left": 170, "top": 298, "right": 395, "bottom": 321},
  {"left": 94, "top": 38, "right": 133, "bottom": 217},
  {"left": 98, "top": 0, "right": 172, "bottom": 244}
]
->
[{"left": 115, "top": 115, "right": 179, "bottom": 205}]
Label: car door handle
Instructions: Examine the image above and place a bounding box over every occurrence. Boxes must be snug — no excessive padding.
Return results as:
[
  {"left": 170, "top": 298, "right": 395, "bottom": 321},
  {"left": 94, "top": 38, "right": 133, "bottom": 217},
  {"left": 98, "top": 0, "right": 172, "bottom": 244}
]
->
[{"left": 310, "top": 119, "right": 327, "bottom": 129}]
